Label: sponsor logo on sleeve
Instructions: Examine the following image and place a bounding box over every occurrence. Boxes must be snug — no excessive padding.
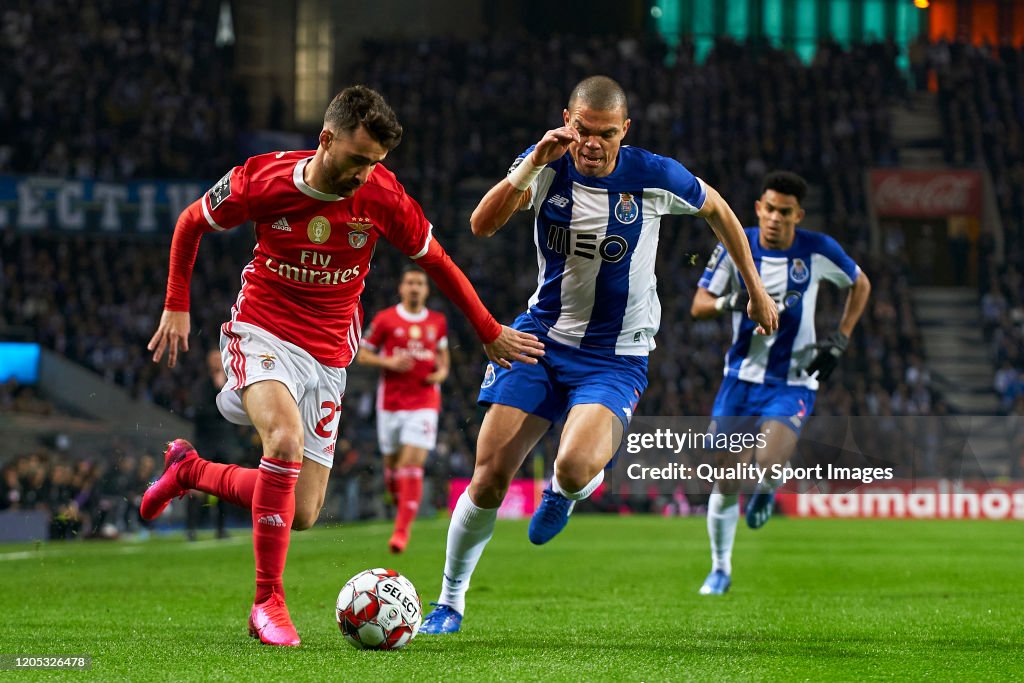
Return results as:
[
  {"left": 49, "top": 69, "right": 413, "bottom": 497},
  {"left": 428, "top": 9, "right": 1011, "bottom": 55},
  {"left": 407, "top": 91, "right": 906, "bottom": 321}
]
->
[
  {"left": 705, "top": 244, "right": 724, "bottom": 271},
  {"left": 208, "top": 171, "right": 232, "bottom": 210}
]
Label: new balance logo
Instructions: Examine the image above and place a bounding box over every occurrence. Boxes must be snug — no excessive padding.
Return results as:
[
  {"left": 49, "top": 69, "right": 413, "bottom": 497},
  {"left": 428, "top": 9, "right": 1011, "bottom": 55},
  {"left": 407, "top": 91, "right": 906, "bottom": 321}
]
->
[
  {"left": 271, "top": 218, "right": 292, "bottom": 232},
  {"left": 547, "top": 194, "right": 569, "bottom": 208},
  {"left": 257, "top": 514, "right": 286, "bottom": 527}
]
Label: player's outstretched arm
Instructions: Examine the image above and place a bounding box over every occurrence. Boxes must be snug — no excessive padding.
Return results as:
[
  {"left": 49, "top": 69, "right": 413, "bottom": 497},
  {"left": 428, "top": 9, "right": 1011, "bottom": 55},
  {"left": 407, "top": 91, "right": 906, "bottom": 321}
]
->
[
  {"left": 470, "top": 126, "right": 580, "bottom": 237},
  {"left": 483, "top": 326, "right": 546, "bottom": 369},
  {"left": 148, "top": 198, "right": 211, "bottom": 367},
  {"left": 696, "top": 186, "right": 778, "bottom": 335},
  {"left": 414, "top": 239, "right": 544, "bottom": 368}
]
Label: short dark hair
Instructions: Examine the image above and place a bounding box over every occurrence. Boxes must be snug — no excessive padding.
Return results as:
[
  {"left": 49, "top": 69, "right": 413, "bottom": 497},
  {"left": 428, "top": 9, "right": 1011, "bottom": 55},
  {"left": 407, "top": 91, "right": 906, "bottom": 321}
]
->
[
  {"left": 402, "top": 264, "right": 426, "bottom": 277},
  {"left": 324, "top": 85, "right": 403, "bottom": 150},
  {"left": 762, "top": 171, "right": 807, "bottom": 203},
  {"left": 568, "top": 76, "right": 628, "bottom": 117}
]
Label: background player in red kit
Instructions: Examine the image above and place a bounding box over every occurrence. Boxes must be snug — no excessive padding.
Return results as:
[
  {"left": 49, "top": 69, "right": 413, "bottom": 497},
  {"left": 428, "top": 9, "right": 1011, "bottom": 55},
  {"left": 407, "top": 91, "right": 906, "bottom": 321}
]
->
[
  {"left": 358, "top": 265, "right": 448, "bottom": 554},
  {"left": 141, "top": 86, "right": 543, "bottom": 647}
]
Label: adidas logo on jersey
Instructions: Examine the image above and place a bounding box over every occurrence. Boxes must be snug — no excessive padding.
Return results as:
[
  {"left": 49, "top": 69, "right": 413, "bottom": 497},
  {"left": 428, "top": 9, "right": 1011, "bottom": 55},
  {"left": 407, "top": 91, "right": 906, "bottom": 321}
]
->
[
  {"left": 547, "top": 194, "right": 570, "bottom": 208},
  {"left": 271, "top": 218, "right": 292, "bottom": 232},
  {"left": 257, "top": 514, "right": 287, "bottom": 527}
]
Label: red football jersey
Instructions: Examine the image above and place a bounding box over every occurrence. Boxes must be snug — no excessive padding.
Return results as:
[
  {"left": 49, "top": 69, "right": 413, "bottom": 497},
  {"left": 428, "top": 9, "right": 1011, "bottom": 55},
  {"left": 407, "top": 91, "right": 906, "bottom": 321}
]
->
[
  {"left": 200, "top": 151, "right": 434, "bottom": 367},
  {"left": 362, "top": 305, "right": 448, "bottom": 411}
]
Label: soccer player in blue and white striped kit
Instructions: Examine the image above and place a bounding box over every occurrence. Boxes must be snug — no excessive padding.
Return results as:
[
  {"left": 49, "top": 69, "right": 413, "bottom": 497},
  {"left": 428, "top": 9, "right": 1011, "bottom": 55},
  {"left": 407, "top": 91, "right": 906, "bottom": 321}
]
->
[
  {"left": 421, "top": 75, "right": 779, "bottom": 633},
  {"left": 692, "top": 171, "right": 871, "bottom": 595}
]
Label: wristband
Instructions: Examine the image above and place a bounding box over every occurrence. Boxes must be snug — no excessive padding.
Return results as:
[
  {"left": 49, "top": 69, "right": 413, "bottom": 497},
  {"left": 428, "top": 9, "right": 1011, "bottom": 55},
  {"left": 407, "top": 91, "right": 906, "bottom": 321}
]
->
[
  {"left": 714, "top": 296, "right": 728, "bottom": 313},
  {"left": 507, "top": 157, "right": 542, "bottom": 191}
]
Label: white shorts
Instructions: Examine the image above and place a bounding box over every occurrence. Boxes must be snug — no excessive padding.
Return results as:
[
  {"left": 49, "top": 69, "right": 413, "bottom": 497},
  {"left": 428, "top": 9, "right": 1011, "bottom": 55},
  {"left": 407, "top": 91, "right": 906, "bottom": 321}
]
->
[
  {"left": 216, "top": 321, "right": 347, "bottom": 468},
  {"left": 377, "top": 408, "right": 439, "bottom": 454}
]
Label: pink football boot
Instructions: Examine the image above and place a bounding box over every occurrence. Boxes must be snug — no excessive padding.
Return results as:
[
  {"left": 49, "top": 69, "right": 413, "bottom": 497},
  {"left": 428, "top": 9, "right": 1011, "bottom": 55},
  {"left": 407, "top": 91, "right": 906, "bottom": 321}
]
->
[
  {"left": 248, "top": 592, "right": 301, "bottom": 647},
  {"left": 139, "top": 439, "right": 198, "bottom": 520}
]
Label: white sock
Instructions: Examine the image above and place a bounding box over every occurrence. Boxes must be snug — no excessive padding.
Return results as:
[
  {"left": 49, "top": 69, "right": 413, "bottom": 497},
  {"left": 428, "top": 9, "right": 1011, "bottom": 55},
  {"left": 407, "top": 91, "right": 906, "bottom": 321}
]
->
[
  {"left": 437, "top": 490, "right": 497, "bottom": 615},
  {"left": 707, "top": 489, "right": 739, "bottom": 575},
  {"left": 552, "top": 469, "right": 604, "bottom": 501}
]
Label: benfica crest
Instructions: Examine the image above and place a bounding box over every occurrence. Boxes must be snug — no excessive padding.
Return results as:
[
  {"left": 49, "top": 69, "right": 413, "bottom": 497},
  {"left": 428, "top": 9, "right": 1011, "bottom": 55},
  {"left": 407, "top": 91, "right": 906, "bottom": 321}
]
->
[
  {"left": 348, "top": 231, "right": 368, "bottom": 248},
  {"left": 347, "top": 220, "right": 372, "bottom": 249}
]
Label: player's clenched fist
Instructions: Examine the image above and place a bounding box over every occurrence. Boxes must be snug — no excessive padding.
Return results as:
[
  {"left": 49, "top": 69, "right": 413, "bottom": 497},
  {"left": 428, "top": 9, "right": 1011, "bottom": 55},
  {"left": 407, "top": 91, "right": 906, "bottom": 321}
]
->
[
  {"left": 746, "top": 288, "right": 779, "bottom": 336},
  {"left": 529, "top": 126, "right": 580, "bottom": 166},
  {"left": 483, "top": 326, "right": 545, "bottom": 369}
]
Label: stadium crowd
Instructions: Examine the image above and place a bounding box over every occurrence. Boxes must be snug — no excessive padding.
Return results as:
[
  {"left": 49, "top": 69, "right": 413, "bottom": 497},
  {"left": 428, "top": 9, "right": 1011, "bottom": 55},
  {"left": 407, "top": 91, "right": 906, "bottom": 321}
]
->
[
  {"left": 3, "top": 21, "right": 981, "bottom": 531},
  {"left": 0, "top": 0, "right": 243, "bottom": 180},
  {"left": 935, "top": 39, "right": 1024, "bottom": 417},
  {"left": 0, "top": 446, "right": 155, "bottom": 540}
]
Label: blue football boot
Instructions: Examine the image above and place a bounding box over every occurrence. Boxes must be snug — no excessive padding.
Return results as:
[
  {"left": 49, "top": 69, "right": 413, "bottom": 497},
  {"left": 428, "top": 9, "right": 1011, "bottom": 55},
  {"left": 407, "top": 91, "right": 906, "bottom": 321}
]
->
[
  {"left": 528, "top": 487, "right": 575, "bottom": 545},
  {"left": 698, "top": 569, "right": 732, "bottom": 595},
  {"left": 419, "top": 603, "right": 463, "bottom": 635},
  {"left": 745, "top": 490, "right": 776, "bottom": 529}
]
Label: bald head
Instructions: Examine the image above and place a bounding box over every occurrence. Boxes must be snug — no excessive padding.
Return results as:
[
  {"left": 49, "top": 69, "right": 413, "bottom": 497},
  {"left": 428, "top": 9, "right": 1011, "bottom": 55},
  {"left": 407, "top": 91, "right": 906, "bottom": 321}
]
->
[{"left": 568, "top": 76, "right": 628, "bottom": 118}]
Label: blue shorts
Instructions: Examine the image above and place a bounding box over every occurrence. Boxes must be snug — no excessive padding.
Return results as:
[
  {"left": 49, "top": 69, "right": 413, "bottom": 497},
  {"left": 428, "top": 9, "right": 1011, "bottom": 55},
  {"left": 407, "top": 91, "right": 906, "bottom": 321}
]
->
[
  {"left": 711, "top": 375, "right": 816, "bottom": 436},
  {"left": 478, "top": 313, "right": 648, "bottom": 429}
]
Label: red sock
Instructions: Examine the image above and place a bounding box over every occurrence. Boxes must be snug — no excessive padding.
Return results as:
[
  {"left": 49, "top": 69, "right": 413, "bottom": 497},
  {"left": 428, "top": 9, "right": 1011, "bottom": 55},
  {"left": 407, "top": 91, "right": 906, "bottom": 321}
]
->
[
  {"left": 393, "top": 466, "right": 423, "bottom": 537},
  {"left": 182, "top": 458, "right": 258, "bottom": 509},
  {"left": 384, "top": 465, "right": 396, "bottom": 498},
  {"left": 251, "top": 457, "right": 301, "bottom": 603}
]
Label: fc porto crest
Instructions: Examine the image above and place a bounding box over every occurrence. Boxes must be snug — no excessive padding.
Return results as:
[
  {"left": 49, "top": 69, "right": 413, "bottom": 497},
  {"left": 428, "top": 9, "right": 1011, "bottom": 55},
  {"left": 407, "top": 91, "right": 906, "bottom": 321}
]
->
[
  {"left": 481, "top": 363, "right": 497, "bottom": 388},
  {"left": 259, "top": 353, "right": 277, "bottom": 371},
  {"left": 614, "top": 193, "right": 639, "bottom": 224},
  {"left": 307, "top": 216, "right": 331, "bottom": 244},
  {"left": 789, "top": 258, "right": 809, "bottom": 284},
  {"left": 346, "top": 219, "right": 373, "bottom": 249}
]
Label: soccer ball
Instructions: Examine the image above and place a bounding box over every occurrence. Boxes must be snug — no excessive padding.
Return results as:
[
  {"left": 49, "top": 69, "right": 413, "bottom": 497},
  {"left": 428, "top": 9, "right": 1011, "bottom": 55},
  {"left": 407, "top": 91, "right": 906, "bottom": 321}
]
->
[{"left": 336, "top": 568, "right": 422, "bottom": 650}]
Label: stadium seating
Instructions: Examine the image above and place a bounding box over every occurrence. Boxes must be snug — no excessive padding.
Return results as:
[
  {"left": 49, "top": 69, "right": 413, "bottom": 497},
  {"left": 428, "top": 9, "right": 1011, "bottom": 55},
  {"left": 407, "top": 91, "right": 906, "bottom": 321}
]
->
[{"left": 2, "top": 28, "right": 967, "bottom": 532}]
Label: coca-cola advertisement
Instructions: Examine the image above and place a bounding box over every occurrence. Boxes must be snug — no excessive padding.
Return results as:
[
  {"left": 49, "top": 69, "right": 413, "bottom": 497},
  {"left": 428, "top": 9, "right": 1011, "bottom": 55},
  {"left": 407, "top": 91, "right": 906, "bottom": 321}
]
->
[{"left": 869, "top": 169, "right": 983, "bottom": 217}]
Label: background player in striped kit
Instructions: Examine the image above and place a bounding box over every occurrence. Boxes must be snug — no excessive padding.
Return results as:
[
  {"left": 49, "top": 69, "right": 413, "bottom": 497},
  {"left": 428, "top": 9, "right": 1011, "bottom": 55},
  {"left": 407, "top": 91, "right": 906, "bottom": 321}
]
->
[
  {"left": 421, "top": 75, "right": 779, "bottom": 634},
  {"left": 692, "top": 171, "right": 871, "bottom": 595},
  {"left": 358, "top": 265, "right": 449, "bottom": 554}
]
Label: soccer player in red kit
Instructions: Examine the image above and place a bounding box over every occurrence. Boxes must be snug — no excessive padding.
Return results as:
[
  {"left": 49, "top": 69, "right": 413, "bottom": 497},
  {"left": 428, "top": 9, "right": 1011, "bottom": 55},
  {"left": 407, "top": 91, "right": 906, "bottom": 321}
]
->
[
  {"left": 358, "top": 266, "right": 448, "bottom": 554},
  {"left": 141, "top": 86, "right": 543, "bottom": 647}
]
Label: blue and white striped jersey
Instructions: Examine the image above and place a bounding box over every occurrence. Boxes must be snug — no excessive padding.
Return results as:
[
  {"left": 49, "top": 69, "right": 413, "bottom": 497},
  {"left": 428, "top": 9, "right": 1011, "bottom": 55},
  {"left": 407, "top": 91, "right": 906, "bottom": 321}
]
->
[
  {"left": 699, "top": 228, "right": 860, "bottom": 390},
  {"left": 516, "top": 145, "right": 706, "bottom": 356}
]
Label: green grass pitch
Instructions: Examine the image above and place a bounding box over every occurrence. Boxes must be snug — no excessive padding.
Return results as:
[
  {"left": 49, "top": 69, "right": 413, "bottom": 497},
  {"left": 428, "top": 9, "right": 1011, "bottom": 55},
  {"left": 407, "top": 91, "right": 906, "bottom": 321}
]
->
[{"left": 3, "top": 516, "right": 1022, "bottom": 681}]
